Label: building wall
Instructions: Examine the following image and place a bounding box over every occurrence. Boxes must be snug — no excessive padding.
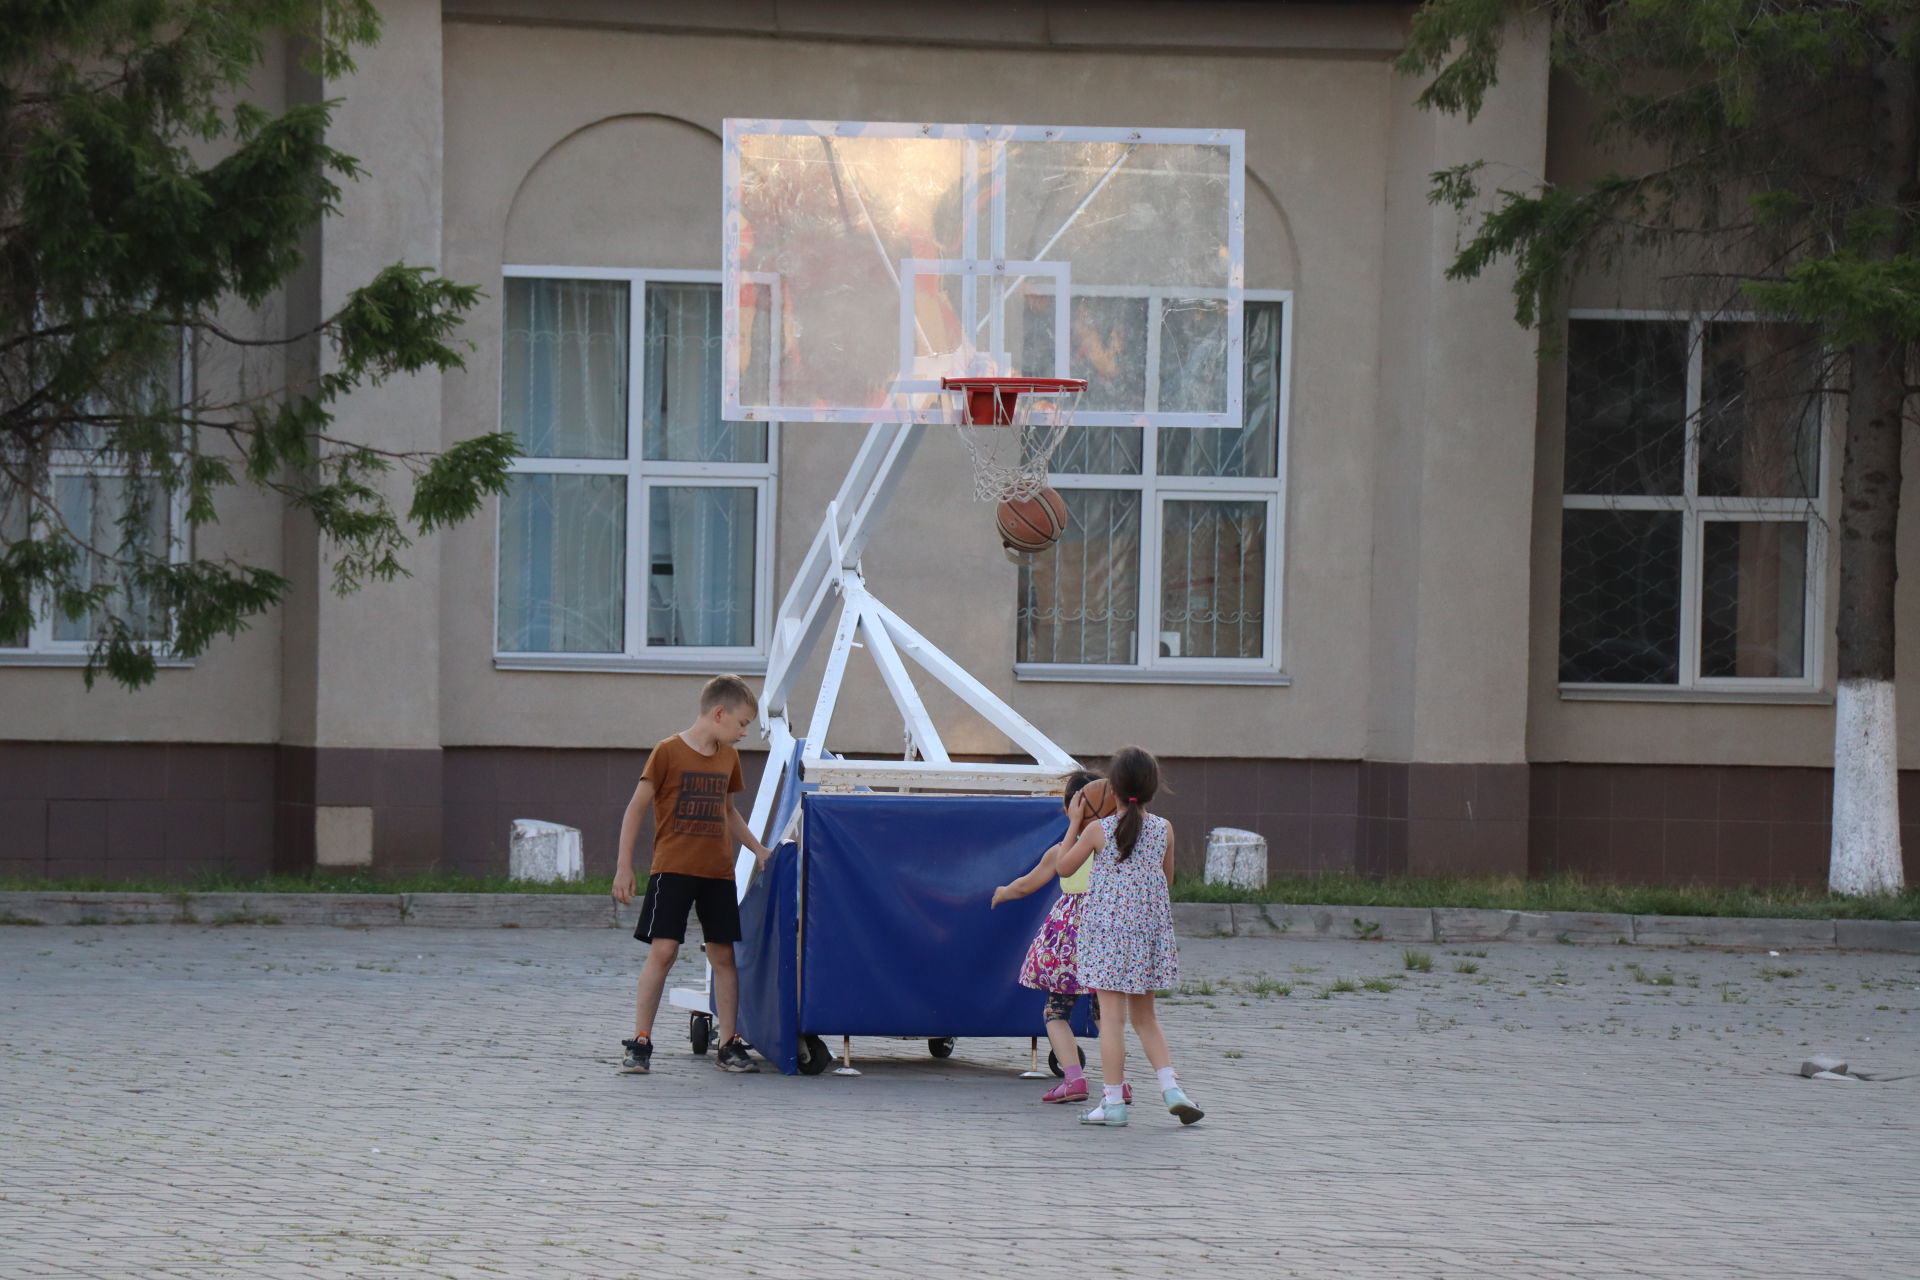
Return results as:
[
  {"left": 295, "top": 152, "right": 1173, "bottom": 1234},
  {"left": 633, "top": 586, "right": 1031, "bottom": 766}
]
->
[{"left": 13, "top": 3, "right": 1909, "bottom": 888}]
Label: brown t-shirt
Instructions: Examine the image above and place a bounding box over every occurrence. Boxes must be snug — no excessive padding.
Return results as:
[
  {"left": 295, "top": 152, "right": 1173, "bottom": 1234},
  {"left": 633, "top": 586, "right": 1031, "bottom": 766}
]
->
[{"left": 641, "top": 734, "right": 745, "bottom": 880}]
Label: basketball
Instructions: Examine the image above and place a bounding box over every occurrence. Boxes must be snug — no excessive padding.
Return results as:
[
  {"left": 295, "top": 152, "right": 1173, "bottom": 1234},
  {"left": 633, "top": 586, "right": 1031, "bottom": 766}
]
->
[
  {"left": 1077, "top": 777, "right": 1120, "bottom": 820},
  {"left": 996, "top": 487, "right": 1070, "bottom": 553}
]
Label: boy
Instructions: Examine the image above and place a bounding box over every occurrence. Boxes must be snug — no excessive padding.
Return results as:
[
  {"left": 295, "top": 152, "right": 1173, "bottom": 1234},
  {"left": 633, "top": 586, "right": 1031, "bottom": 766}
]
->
[{"left": 612, "top": 674, "right": 772, "bottom": 1075}]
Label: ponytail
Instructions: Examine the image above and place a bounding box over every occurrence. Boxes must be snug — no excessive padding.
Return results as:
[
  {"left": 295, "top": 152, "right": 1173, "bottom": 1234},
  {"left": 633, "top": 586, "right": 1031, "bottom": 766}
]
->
[{"left": 1105, "top": 746, "right": 1160, "bottom": 861}]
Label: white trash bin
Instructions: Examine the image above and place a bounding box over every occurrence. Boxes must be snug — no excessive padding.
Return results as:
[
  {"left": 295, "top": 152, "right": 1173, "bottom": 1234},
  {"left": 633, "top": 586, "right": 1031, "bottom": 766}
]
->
[
  {"left": 1204, "top": 827, "right": 1267, "bottom": 891},
  {"left": 510, "top": 818, "right": 584, "bottom": 881}
]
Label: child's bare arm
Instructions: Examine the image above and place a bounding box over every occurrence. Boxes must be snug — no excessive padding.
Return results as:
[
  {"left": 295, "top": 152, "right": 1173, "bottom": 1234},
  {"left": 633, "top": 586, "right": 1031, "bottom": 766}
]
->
[
  {"left": 1054, "top": 823, "right": 1103, "bottom": 878},
  {"left": 728, "top": 804, "right": 772, "bottom": 868},
  {"left": 991, "top": 844, "right": 1061, "bottom": 907},
  {"left": 612, "top": 778, "right": 655, "bottom": 905},
  {"left": 1162, "top": 821, "right": 1177, "bottom": 885}
]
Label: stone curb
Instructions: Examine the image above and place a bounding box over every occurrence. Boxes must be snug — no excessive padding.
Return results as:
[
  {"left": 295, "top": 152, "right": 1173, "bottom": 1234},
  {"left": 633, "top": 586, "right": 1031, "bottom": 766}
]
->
[{"left": 2, "top": 891, "right": 1918, "bottom": 953}]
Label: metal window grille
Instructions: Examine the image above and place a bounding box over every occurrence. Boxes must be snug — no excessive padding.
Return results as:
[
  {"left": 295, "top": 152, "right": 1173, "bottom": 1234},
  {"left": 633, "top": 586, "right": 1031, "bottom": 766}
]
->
[{"left": 1559, "top": 315, "right": 1827, "bottom": 691}]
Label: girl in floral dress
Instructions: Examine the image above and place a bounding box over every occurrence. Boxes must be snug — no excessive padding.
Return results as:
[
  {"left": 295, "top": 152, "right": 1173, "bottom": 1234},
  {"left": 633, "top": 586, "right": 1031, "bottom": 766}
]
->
[
  {"left": 992, "top": 770, "right": 1128, "bottom": 1104},
  {"left": 1054, "top": 746, "right": 1203, "bottom": 1128}
]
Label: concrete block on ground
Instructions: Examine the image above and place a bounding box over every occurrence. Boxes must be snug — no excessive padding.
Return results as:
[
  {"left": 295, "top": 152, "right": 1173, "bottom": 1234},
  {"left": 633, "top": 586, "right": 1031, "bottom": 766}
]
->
[
  {"left": 1632, "top": 915, "right": 1837, "bottom": 950},
  {"left": 1170, "top": 902, "right": 1234, "bottom": 937},
  {"left": 405, "top": 893, "right": 614, "bottom": 928},
  {"left": 186, "top": 893, "right": 402, "bottom": 927},
  {"left": 1232, "top": 903, "right": 1331, "bottom": 938},
  {"left": 1513, "top": 911, "right": 1636, "bottom": 945},
  {"left": 1342, "top": 905, "right": 1434, "bottom": 942},
  {"left": 1835, "top": 919, "right": 1920, "bottom": 953},
  {"left": 1432, "top": 907, "right": 1520, "bottom": 943},
  {"left": 1203, "top": 828, "right": 1267, "bottom": 890},
  {"left": 509, "top": 819, "right": 584, "bottom": 881}
]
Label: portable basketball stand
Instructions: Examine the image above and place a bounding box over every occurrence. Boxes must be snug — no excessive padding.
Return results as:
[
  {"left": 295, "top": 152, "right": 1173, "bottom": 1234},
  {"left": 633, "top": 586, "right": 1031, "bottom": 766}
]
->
[
  {"left": 666, "top": 403, "right": 1092, "bottom": 1075},
  {"left": 664, "top": 117, "right": 1244, "bottom": 1076}
]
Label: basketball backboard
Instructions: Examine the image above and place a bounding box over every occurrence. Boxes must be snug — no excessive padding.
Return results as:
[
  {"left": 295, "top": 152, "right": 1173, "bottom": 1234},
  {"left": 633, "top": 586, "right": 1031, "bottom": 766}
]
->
[{"left": 723, "top": 119, "right": 1244, "bottom": 428}]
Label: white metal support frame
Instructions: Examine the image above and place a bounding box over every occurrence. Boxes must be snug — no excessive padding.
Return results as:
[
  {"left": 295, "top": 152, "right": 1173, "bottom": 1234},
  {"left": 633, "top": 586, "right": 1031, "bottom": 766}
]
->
[{"left": 666, "top": 413, "right": 1081, "bottom": 1027}]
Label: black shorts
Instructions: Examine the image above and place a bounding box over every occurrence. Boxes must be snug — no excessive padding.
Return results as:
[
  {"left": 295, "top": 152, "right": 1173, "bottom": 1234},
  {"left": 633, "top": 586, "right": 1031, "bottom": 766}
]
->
[{"left": 633, "top": 872, "right": 741, "bottom": 945}]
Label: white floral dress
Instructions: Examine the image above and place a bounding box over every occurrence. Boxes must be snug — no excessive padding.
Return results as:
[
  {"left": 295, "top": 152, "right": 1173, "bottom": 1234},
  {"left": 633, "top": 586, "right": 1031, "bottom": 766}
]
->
[{"left": 1072, "top": 813, "right": 1179, "bottom": 993}]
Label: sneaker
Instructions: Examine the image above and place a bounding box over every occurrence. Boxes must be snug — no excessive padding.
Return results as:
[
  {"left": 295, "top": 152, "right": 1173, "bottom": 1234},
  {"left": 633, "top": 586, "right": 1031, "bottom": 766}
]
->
[
  {"left": 1078, "top": 1101, "right": 1128, "bottom": 1126},
  {"left": 1041, "top": 1077, "right": 1089, "bottom": 1103},
  {"left": 618, "top": 1037, "right": 653, "bottom": 1075},
  {"left": 715, "top": 1035, "right": 760, "bottom": 1073},
  {"left": 1163, "top": 1087, "right": 1204, "bottom": 1125}
]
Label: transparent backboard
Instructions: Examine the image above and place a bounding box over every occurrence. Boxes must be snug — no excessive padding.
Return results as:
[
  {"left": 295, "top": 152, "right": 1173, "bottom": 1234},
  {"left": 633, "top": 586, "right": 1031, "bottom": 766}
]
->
[{"left": 723, "top": 120, "right": 1244, "bottom": 427}]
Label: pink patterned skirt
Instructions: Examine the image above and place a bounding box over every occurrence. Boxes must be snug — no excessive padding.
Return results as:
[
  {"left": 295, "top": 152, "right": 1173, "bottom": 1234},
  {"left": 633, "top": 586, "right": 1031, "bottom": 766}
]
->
[{"left": 1018, "top": 892, "right": 1088, "bottom": 995}]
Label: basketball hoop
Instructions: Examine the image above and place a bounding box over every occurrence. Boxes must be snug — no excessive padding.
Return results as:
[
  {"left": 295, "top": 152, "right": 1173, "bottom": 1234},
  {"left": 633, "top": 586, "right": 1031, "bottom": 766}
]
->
[{"left": 941, "top": 376, "right": 1087, "bottom": 503}]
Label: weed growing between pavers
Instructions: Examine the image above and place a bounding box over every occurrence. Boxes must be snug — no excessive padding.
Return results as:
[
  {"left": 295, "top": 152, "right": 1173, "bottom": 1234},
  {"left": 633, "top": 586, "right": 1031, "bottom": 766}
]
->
[{"left": 1403, "top": 948, "right": 1433, "bottom": 972}]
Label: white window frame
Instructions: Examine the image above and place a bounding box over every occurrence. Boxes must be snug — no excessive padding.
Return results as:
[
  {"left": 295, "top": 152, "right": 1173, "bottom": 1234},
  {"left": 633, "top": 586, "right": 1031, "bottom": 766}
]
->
[
  {"left": 1558, "top": 308, "right": 1831, "bottom": 702},
  {"left": 1015, "top": 288, "right": 1290, "bottom": 686},
  {"left": 0, "top": 332, "right": 193, "bottom": 668},
  {"left": 493, "top": 266, "right": 778, "bottom": 675}
]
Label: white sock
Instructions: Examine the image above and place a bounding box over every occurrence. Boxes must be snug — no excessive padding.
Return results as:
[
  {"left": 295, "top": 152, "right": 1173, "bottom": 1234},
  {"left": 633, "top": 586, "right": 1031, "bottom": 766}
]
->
[
  {"left": 1156, "top": 1067, "right": 1178, "bottom": 1091},
  {"left": 1103, "top": 1084, "right": 1126, "bottom": 1106}
]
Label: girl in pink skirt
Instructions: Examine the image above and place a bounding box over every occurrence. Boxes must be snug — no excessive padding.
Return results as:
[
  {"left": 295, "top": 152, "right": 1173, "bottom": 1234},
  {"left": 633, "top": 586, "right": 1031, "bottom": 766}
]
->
[{"left": 991, "top": 770, "right": 1127, "bottom": 1105}]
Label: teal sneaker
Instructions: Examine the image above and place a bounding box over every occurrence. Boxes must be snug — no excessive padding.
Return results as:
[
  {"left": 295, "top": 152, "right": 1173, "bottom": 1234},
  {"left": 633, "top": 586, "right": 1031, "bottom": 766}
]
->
[
  {"left": 1078, "top": 1102, "right": 1128, "bottom": 1126},
  {"left": 1163, "top": 1087, "right": 1204, "bottom": 1125}
]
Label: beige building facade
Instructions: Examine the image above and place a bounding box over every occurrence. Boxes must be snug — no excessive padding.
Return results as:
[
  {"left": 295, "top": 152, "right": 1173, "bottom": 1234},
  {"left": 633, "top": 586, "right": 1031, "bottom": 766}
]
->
[{"left": 5, "top": 0, "right": 1912, "bottom": 888}]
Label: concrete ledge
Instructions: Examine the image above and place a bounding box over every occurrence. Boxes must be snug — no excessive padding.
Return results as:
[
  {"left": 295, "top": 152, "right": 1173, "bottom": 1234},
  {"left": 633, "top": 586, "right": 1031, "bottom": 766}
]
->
[
  {"left": 1632, "top": 915, "right": 1838, "bottom": 950},
  {"left": 3, "top": 892, "right": 1916, "bottom": 953},
  {"left": 1340, "top": 906, "right": 1435, "bottom": 943},
  {"left": 1835, "top": 919, "right": 1920, "bottom": 953},
  {"left": 1514, "top": 911, "right": 1635, "bottom": 945},
  {"left": 1170, "top": 902, "right": 1234, "bottom": 937},
  {"left": 404, "top": 894, "right": 615, "bottom": 928},
  {"left": 1432, "top": 907, "right": 1517, "bottom": 943},
  {"left": 1231, "top": 903, "right": 1332, "bottom": 938},
  {"left": 185, "top": 893, "right": 403, "bottom": 927}
]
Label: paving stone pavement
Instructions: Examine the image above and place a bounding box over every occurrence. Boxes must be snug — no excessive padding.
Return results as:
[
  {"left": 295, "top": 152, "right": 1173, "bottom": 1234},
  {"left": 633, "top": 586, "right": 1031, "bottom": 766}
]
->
[{"left": 4, "top": 926, "right": 1919, "bottom": 1278}]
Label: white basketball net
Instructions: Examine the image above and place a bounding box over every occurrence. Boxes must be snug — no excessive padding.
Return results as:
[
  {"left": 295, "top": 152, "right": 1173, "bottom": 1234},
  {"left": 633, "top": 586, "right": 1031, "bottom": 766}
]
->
[{"left": 947, "top": 383, "right": 1085, "bottom": 503}]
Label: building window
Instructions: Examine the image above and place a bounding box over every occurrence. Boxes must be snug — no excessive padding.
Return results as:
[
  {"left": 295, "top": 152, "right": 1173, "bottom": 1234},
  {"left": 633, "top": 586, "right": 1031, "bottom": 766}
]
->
[
  {"left": 0, "top": 332, "right": 188, "bottom": 660},
  {"left": 1559, "top": 314, "right": 1826, "bottom": 693},
  {"left": 495, "top": 270, "right": 775, "bottom": 671},
  {"left": 1015, "top": 294, "right": 1288, "bottom": 681}
]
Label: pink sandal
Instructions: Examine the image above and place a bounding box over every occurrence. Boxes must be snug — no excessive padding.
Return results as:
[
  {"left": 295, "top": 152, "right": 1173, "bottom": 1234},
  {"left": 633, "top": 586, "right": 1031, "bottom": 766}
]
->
[
  {"left": 1041, "top": 1078, "right": 1089, "bottom": 1104},
  {"left": 1040, "top": 1079, "right": 1132, "bottom": 1104}
]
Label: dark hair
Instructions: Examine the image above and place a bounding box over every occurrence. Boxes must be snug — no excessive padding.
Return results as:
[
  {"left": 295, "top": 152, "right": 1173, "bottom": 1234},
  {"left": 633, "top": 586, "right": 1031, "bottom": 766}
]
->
[
  {"left": 1061, "top": 769, "right": 1099, "bottom": 811},
  {"left": 1106, "top": 746, "right": 1159, "bottom": 860},
  {"left": 700, "top": 674, "right": 758, "bottom": 715}
]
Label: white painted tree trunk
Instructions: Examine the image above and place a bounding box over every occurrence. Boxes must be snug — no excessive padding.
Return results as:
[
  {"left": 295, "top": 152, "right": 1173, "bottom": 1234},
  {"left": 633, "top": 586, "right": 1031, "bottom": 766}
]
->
[{"left": 1830, "top": 677, "right": 1904, "bottom": 895}]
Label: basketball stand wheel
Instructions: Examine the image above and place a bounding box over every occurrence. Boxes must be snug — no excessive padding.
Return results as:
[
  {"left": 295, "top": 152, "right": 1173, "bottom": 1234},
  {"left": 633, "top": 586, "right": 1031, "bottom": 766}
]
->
[
  {"left": 797, "top": 1034, "right": 832, "bottom": 1076},
  {"left": 689, "top": 1012, "right": 713, "bottom": 1056},
  {"left": 1046, "top": 1046, "right": 1088, "bottom": 1078},
  {"left": 1019, "top": 1036, "right": 1052, "bottom": 1079}
]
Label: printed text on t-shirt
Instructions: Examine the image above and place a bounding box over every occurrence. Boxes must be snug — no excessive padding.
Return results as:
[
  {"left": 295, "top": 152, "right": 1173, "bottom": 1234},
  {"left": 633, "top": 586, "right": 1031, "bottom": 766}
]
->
[{"left": 671, "top": 772, "right": 730, "bottom": 835}]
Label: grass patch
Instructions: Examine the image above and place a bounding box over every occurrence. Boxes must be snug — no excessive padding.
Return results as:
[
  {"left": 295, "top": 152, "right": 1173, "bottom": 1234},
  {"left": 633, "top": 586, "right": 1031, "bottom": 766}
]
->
[
  {"left": 1453, "top": 959, "right": 1479, "bottom": 974},
  {"left": 1759, "top": 966, "right": 1801, "bottom": 980},
  {"left": 1625, "top": 962, "right": 1677, "bottom": 987},
  {"left": 1244, "top": 976, "right": 1293, "bottom": 998},
  {"left": 1402, "top": 948, "right": 1433, "bottom": 973},
  {"left": 1167, "top": 872, "right": 1920, "bottom": 920},
  {"left": 0, "top": 870, "right": 615, "bottom": 896},
  {"left": 1319, "top": 977, "right": 1362, "bottom": 998},
  {"left": 1361, "top": 977, "right": 1398, "bottom": 993}
]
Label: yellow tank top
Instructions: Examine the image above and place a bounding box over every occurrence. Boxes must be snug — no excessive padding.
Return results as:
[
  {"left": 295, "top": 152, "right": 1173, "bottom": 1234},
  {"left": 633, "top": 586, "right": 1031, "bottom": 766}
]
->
[{"left": 1057, "top": 818, "right": 1102, "bottom": 894}]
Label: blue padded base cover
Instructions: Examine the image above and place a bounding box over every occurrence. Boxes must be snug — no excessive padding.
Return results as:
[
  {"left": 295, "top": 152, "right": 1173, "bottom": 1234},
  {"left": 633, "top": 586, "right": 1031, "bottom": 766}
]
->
[
  {"left": 735, "top": 840, "right": 800, "bottom": 1075},
  {"left": 798, "top": 792, "right": 1096, "bottom": 1040}
]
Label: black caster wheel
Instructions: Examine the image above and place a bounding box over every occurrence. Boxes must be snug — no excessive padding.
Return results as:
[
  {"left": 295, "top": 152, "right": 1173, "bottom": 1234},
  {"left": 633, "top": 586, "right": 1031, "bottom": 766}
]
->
[
  {"left": 797, "top": 1033, "right": 832, "bottom": 1076},
  {"left": 689, "top": 1012, "right": 713, "bottom": 1056},
  {"left": 1046, "top": 1046, "right": 1088, "bottom": 1078},
  {"left": 927, "top": 1037, "right": 956, "bottom": 1059}
]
